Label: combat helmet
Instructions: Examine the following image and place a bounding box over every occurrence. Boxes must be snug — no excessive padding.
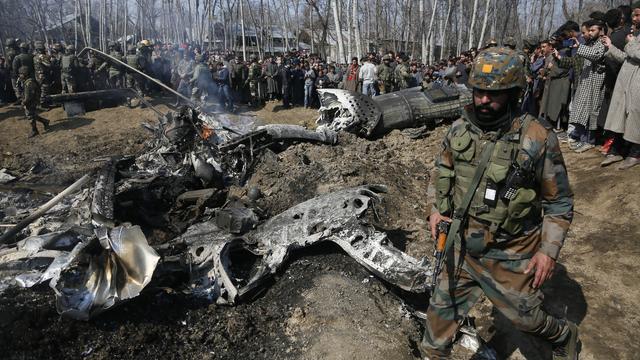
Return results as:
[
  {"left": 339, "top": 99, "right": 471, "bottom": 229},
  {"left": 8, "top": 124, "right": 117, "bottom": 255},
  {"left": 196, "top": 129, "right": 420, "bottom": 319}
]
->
[
  {"left": 468, "top": 47, "right": 526, "bottom": 91},
  {"left": 66, "top": 44, "right": 75, "bottom": 52},
  {"left": 19, "top": 42, "right": 29, "bottom": 50},
  {"left": 52, "top": 43, "right": 62, "bottom": 52},
  {"left": 503, "top": 36, "right": 517, "bottom": 49},
  {"left": 34, "top": 41, "right": 45, "bottom": 51}
]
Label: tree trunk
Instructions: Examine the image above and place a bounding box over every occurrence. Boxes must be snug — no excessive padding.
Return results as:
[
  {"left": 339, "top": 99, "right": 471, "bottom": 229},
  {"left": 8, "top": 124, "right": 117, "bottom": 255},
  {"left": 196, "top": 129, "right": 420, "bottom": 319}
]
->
[
  {"left": 240, "top": 0, "right": 247, "bottom": 60},
  {"left": 441, "top": 0, "right": 453, "bottom": 59},
  {"left": 331, "top": 0, "right": 345, "bottom": 63},
  {"left": 354, "top": 0, "right": 362, "bottom": 58},
  {"left": 426, "top": 0, "right": 437, "bottom": 63},
  {"left": 468, "top": 0, "right": 479, "bottom": 49},
  {"left": 478, "top": 0, "right": 491, "bottom": 48}
]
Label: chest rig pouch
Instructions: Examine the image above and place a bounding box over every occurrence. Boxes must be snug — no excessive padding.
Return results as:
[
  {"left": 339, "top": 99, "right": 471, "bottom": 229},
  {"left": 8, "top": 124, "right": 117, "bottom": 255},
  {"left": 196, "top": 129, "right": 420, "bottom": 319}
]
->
[{"left": 450, "top": 117, "right": 538, "bottom": 239}]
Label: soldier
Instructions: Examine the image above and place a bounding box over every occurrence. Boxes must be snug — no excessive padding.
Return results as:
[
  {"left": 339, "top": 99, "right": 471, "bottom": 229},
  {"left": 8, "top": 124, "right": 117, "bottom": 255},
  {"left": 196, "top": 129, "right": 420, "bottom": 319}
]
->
[
  {"left": 19, "top": 66, "right": 49, "bottom": 138},
  {"left": 5, "top": 39, "right": 20, "bottom": 104},
  {"left": 33, "top": 41, "right": 52, "bottom": 107},
  {"left": 377, "top": 54, "right": 394, "bottom": 94},
  {"left": 190, "top": 54, "right": 213, "bottom": 103},
  {"left": 12, "top": 42, "right": 34, "bottom": 100},
  {"left": 125, "top": 44, "right": 145, "bottom": 93},
  {"left": 245, "top": 56, "right": 262, "bottom": 107},
  {"left": 231, "top": 55, "right": 246, "bottom": 102},
  {"left": 420, "top": 47, "right": 579, "bottom": 360},
  {"left": 50, "top": 43, "right": 63, "bottom": 94},
  {"left": 175, "top": 50, "right": 194, "bottom": 106},
  {"left": 107, "top": 42, "right": 124, "bottom": 89},
  {"left": 393, "top": 54, "right": 411, "bottom": 90},
  {"left": 61, "top": 45, "right": 79, "bottom": 94},
  {"left": 89, "top": 51, "right": 109, "bottom": 90}
]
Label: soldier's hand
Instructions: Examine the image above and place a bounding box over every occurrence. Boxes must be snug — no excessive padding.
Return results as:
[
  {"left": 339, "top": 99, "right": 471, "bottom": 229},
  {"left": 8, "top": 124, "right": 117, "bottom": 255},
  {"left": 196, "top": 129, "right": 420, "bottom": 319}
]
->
[
  {"left": 524, "top": 252, "right": 556, "bottom": 289},
  {"left": 429, "top": 211, "right": 452, "bottom": 240}
]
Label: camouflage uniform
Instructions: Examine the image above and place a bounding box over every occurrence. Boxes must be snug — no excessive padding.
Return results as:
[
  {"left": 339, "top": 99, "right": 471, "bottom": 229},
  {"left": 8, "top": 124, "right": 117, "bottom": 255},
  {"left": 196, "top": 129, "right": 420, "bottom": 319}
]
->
[
  {"left": 394, "top": 61, "right": 411, "bottom": 90},
  {"left": 19, "top": 67, "right": 49, "bottom": 137},
  {"left": 90, "top": 53, "right": 109, "bottom": 90},
  {"left": 421, "top": 47, "right": 576, "bottom": 359},
  {"left": 33, "top": 42, "right": 52, "bottom": 105},
  {"left": 245, "top": 59, "right": 262, "bottom": 106},
  {"left": 50, "top": 44, "right": 63, "bottom": 94},
  {"left": 377, "top": 56, "right": 394, "bottom": 94},
  {"left": 61, "top": 45, "right": 79, "bottom": 94},
  {"left": 12, "top": 42, "right": 34, "bottom": 100},
  {"left": 125, "top": 45, "right": 146, "bottom": 93},
  {"left": 108, "top": 47, "right": 125, "bottom": 89},
  {"left": 190, "top": 55, "right": 213, "bottom": 102}
]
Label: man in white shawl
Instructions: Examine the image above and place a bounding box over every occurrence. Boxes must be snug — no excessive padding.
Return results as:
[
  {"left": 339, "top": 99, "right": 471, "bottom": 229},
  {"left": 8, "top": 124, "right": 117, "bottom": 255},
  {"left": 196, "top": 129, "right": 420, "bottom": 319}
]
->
[{"left": 600, "top": 3, "right": 640, "bottom": 170}]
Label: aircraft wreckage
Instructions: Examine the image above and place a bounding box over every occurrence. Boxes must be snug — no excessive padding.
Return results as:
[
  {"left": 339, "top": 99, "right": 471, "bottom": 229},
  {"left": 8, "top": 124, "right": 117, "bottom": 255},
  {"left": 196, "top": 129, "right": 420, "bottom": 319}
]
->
[
  {"left": 0, "top": 48, "right": 476, "bottom": 322},
  {"left": 0, "top": 103, "right": 436, "bottom": 320}
]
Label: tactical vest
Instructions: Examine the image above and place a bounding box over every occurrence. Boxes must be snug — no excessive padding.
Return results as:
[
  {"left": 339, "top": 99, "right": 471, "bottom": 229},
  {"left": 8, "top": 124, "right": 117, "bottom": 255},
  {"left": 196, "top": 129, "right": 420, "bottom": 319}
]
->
[
  {"left": 437, "top": 116, "right": 541, "bottom": 236},
  {"left": 61, "top": 55, "right": 74, "bottom": 73},
  {"left": 126, "top": 54, "right": 138, "bottom": 68}
]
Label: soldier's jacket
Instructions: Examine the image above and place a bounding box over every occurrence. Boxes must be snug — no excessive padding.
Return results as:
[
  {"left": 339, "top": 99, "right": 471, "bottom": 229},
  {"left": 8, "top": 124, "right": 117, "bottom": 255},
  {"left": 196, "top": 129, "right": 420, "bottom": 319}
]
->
[
  {"left": 13, "top": 53, "right": 34, "bottom": 78},
  {"left": 246, "top": 63, "right": 262, "bottom": 83},
  {"left": 34, "top": 53, "right": 51, "bottom": 77},
  {"left": 61, "top": 54, "right": 79, "bottom": 74},
  {"left": 394, "top": 63, "right": 411, "bottom": 89},
  {"left": 108, "top": 51, "right": 124, "bottom": 76},
  {"left": 434, "top": 109, "right": 573, "bottom": 260},
  {"left": 22, "top": 78, "right": 40, "bottom": 108},
  {"left": 377, "top": 63, "right": 393, "bottom": 83},
  {"left": 5, "top": 48, "right": 17, "bottom": 76},
  {"left": 125, "top": 54, "right": 144, "bottom": 71}
]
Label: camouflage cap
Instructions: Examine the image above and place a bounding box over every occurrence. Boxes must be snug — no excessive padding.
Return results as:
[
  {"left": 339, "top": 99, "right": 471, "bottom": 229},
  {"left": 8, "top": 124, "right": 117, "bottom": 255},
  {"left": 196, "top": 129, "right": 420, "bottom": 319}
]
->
[
  {"left": 18, "top": 66, "right": 29, "bottom": 75},
  {"left": 382, "top": 54, "right": 392, "bottom": 61},
  {"left": 468, "top": 47, "right": 526, "bottom": 91}
]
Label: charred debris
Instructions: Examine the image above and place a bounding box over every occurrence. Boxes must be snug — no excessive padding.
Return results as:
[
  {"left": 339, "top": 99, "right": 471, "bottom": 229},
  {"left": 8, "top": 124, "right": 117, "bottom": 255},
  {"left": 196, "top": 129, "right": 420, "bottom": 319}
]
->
[{"left": 0, "top": 82, "right": 470, "bottom": 321}]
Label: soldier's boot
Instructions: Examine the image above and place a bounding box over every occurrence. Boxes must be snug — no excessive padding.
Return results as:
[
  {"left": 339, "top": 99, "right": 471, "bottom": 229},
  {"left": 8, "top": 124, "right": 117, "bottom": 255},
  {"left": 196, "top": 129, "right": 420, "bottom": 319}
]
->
[
  {"left": 552, "top": 321, "right": 579, "bottom": 360},
  {"left": 38, "top": 117, "right": 50, "bottom": 131},
  {"left": 29, "top": 123, "right": 40, "bottom": 138}
]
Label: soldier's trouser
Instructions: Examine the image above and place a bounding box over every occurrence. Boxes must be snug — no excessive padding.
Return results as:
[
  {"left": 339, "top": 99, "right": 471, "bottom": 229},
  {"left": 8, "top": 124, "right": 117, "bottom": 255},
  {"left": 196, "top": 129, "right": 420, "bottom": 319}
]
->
[
  {"left": 109, "top": 74, "right": 123, "bottom": 89},
  {"left": 61, "top": 74, "right": 76, "bottom": 94},
  {"left": 25, "top": 105, "right": 47, "bottom": 130},
  {"left": 421, "top": 252, "right": 570, "bottom": 359},
  {"left": 13, "top": 77, "right": 23, "bottom": 100},
  {"left": 36, "top": 74, "right": 50, "bottom": 104}
]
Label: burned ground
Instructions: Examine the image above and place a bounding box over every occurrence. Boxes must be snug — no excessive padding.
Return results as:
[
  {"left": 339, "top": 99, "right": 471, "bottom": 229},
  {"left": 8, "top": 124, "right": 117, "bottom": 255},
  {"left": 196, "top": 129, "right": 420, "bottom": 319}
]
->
[{"left": 1, "top": 101, "right": 639, "bottom": 359}]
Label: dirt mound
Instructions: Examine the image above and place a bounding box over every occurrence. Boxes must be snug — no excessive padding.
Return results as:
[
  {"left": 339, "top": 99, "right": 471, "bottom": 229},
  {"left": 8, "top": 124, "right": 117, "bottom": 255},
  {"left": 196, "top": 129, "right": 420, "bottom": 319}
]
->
[{"left": 244, "top": 129, "right": 446, "bottom": 259}]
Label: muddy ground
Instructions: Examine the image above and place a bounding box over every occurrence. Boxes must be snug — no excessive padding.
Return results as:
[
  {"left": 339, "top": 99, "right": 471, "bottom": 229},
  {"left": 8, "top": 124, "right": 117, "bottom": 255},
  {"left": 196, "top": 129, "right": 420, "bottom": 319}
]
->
[{"left": 0, "top": 99, "right": 639, "bottom": 360}]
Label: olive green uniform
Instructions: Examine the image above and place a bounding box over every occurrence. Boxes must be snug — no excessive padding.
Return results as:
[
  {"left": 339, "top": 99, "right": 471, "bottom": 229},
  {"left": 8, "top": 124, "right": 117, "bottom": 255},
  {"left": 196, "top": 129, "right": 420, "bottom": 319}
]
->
[
  {"left": 376, "top": 63, "right": 393, "bottom": 94},
  {"left": 245, "top": 62, "right": 262, "bottom": 106},
  {"left": 61, "top": 54, "right": 79, "bottom": 93},
  {"left": 394, "top": 62, "right": 411, "bottom": 90},
  {"left": 34, "top": 52, "right": 52, "bottom": 104},
  {"left": 22, "top": 77, "right": 48, "bottom": 134},
  {"left": 12, "top": 51, "right": 34, "bottom": 99},
  {"left": 108, "top": 50, "right": 124, "bottom": 88}
]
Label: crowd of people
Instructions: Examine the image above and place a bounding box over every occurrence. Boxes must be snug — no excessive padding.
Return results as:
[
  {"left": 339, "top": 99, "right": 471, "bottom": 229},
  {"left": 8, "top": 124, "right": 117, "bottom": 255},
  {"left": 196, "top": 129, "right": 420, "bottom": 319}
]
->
[{"left": 1, "top": 3, "right": 639, "bottom": 169}]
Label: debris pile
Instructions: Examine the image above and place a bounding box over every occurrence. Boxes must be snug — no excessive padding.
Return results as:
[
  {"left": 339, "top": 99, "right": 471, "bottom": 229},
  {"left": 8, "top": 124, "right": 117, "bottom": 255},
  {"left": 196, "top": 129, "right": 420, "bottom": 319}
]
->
[{"left": 0, "top": 106, "right": 433, "bottom": 320}]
